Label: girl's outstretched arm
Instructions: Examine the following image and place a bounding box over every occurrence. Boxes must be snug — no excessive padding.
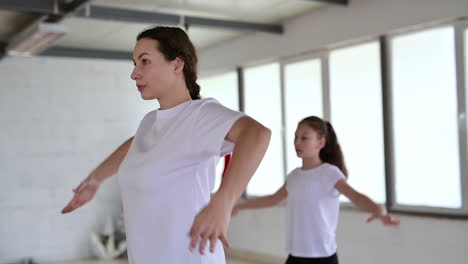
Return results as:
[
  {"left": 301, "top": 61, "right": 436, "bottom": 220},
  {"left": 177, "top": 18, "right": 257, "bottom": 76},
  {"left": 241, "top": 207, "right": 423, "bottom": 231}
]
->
[
  {"left": 335, "top": 179, "right": 400, "bottom": 226},
  {"left": 232, "top": 184, "right": 288, "bottom": 216}
]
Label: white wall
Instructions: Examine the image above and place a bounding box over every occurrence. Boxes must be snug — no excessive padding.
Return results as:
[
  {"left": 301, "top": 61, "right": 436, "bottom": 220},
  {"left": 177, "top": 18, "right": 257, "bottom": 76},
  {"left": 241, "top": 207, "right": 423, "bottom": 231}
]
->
[
  {"left": 200, "top": 0, "right": 468, "bottom": 263},
  {"left": 229, "top": 207, "right": 468, "bottom": 263},
  {"left": 0, "top": 56, "right": 155, "bottom": 263}
]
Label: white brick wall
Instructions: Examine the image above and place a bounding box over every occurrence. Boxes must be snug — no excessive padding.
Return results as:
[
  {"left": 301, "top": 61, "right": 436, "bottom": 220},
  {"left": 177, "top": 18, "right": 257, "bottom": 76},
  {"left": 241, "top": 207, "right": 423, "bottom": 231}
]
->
[{"left": 0, "top": 56, "right": 155, "bottom": 263}]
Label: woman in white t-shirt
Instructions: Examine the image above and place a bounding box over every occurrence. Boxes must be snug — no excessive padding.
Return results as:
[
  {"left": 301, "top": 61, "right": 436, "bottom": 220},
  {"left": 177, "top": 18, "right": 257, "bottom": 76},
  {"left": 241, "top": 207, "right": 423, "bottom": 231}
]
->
[
  {"left": 233, "top": 116, "right": 399, "bottom": 264},
  {"left": 61, "top": 26, "right": 271, "bottom": 264}
]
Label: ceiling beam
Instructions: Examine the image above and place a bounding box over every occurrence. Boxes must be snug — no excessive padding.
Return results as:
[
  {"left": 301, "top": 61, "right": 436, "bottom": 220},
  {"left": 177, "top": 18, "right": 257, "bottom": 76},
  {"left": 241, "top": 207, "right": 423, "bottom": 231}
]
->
[
  {"left": 301, "top": 0, "right": 348, "bottom": 5},
  {"left": 0, "top": 41, "right": 132, "bottom": 60},
  {"left": 0, "top": 42, "right": 6, "bottom": 60},
  {"left": 0, "top": 0, "right": 283, "bottom": 34},
  {"left": 41, "top": 46, "right": 132, "bottom": 60},
  {"left": 0, "top": 0, "right": 55, "bottom": 14},
  {"left": 46, "top": 0, "right": 90, "bottom": 23}
]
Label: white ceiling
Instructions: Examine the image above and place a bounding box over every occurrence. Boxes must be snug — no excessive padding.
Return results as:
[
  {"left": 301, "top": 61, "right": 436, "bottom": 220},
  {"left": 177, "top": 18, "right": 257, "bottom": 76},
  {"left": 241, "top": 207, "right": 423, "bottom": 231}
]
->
[
  {"left": 92, "top": 0, "right": 323, "bottom": 23},
  {"left": 0, "top": 0, "right": 327, "bottom": 53}
]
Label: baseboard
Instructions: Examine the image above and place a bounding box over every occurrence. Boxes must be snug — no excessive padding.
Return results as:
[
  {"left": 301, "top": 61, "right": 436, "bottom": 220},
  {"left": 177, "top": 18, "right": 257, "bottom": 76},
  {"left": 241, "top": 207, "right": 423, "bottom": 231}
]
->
[{"left": 225, "top": 248, "right": 284, "bottom": 264}]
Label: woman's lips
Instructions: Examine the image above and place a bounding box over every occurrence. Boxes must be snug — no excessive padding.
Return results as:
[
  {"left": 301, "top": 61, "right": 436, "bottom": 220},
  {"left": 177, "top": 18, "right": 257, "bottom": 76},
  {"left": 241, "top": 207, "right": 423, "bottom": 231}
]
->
[{"left": 137, "top": 85, "right": 146, "bottom": 92}]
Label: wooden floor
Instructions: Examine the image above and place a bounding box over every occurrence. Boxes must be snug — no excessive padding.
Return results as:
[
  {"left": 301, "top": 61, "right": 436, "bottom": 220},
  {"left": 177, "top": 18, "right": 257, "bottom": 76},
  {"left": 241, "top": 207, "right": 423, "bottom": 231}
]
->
[{"left": 43, "top": 258, "right": 258, "bottom": 264}]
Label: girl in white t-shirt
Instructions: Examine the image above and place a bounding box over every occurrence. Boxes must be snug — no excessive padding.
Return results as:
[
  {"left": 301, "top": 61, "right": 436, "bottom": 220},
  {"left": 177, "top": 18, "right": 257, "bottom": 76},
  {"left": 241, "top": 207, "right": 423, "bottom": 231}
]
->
[
  {"left": 61, "top": 26, "right": 271, "bottom": 264},
  {"left": 233, "top": 116, "right": 399, "bottom": 264}
]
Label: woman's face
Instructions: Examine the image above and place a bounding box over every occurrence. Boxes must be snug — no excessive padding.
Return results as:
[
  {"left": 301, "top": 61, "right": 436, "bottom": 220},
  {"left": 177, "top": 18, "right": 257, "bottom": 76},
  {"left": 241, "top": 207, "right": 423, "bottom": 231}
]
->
[
  {"left": 294, "top": 123, "right": 325, "bottom": 159},
  {"left": 131, "top": 38, "right": 178, "bottom": 100}
]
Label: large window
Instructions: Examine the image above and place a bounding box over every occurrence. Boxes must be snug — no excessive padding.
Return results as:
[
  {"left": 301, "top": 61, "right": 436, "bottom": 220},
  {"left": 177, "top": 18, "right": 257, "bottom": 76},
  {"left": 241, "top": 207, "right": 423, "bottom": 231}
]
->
[
  {"left": 232, "top": 20, "right": 468, "bottom": 216},
  {"left": 283, "top": 59, "right": 323, "bottom": 172},
  {"left": 199, "top": 72, "right": 239, "bottom": 192},
  {"left": 329, "top": 42, "right": 386, "bottom": 203},
  {"left": 244, "top": 63, "right": 284, "bottom": 196},
  {"left": 391, "top": 27, "right": 461, "bottom": 208}
]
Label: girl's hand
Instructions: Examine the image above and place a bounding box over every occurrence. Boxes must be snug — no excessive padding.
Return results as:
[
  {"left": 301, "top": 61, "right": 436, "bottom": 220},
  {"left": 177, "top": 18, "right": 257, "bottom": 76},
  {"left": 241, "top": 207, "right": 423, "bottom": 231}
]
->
[
  {"left": 367, "top": 210, "right": 400, "bottom": 226},
  {"left": 61, "top": 177, "right": 101, "bottom": 214},
  {"left": 188, "top": 197, "right": 232, "bottom": 254}
]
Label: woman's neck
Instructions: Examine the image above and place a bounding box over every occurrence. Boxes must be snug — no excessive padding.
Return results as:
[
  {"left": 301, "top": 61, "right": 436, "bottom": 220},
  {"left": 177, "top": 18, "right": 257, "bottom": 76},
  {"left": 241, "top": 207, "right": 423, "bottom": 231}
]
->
[
  {"left": 158, "top": 85, "right": 192, "bottom": 110},
  {"left": 301, "top": 156, "right": 323, "bottom": 170}
]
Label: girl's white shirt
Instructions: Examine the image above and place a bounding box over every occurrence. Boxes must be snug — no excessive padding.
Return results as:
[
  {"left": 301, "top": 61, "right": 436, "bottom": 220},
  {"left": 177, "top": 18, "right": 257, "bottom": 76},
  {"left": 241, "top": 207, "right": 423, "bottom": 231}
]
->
[{"left": 286, "top": 163, "right": 345, "bottom": 258}]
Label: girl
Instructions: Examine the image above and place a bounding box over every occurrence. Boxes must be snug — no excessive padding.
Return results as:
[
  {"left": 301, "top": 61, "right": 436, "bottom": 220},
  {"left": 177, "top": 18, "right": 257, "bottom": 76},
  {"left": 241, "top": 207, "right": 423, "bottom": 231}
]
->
[
  {"left": 61, "top": 26, "right": 271, "bottom": 264},
  {"left": 233, "top": 116, "right": 399, "bottom": 264}
]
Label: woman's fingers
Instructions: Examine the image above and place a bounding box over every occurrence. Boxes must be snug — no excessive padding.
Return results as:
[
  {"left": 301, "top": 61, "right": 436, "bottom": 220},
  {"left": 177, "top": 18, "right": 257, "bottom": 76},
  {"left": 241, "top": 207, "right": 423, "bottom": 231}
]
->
[
  {"left": 384, "top": 215, "right": 400, "bottom": 226},
  {"left": 219, "top": 234, "right": 231, "bottom": 249},
  {"left": 198, "top": 233, "right": 209, "bottom": 254},
  {"left": 367, "top": 214, "right": 400, "bottom": 226},
  {"left": 366, "top": 215, "right": 378, "bottom": 223},
  {"left": 188, "top": 201, "right": 232, "bottom": 254},
  {"left": 209, "top": 236, "right": 217, "bottom": 253},
  {"left": 189, "top": 225, "right": 230, "bottom": 254},
  {"left": 62, "top": 189, "right": 91, "bottom": 214},
  {"left": 74, "top": 183, "right": 86, "bottom": 193},
  {"left": 61, "top": 198, "right": 78, "bottom": 214},
  {"left": 189, "top": 226, "right": 201, "bottom": 251}
]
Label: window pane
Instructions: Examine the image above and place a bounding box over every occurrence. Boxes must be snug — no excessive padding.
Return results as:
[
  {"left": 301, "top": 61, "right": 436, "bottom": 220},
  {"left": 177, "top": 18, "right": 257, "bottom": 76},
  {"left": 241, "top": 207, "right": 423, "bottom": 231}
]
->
[
  {"left": 199, "top": 71, "right": 239, "bottom": 111},
  {"left": 392, "top": 27, "right": 461, "bottom": 208},
  {"left": 199, "top": 72, "right": 239, "bottom": 192},
  {"left": 284, "top": 59, "right": 323, "bottom": 172},
  {"left": 244, "top": 63, "right": 284, "bottom": 195},
  {"left": 330, "top": 42, "right": 386, "bottom": 203}
]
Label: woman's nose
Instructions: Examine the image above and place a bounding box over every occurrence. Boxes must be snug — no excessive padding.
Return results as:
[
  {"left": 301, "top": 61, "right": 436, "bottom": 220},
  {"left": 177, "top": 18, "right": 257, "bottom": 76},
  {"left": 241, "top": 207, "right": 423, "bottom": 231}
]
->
[{"left": 131, "top": 67, "right": 140, "bottom": 80}]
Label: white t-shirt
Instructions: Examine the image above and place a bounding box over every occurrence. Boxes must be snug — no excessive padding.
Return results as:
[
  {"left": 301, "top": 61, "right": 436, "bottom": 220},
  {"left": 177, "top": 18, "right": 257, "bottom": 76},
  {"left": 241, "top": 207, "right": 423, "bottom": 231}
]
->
[
  {"left": 285, "top": 163, "right": 345, "bottom": 258},
  {"left": 117, "top": 98, "right": 245, "bottom": 264}
]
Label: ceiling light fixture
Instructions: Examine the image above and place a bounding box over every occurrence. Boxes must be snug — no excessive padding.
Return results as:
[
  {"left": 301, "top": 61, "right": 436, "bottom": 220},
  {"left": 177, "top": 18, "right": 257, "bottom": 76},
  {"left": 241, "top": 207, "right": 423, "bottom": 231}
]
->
[{"left": 6, "top": 21, "right": 68, "bottom": 56}]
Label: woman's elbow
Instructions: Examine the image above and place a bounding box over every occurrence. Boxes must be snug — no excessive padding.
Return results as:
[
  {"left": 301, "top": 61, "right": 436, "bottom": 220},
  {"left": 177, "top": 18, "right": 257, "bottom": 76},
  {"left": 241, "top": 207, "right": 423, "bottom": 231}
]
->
[
  {"left": 255, "top": 123, "right": 271, "bottom": 144},
  {"left": 263, "top": 127, "right": 272, "bottom": 142},
  {"left": 240, "top": 117, "right": 271, "bottom": 145}
]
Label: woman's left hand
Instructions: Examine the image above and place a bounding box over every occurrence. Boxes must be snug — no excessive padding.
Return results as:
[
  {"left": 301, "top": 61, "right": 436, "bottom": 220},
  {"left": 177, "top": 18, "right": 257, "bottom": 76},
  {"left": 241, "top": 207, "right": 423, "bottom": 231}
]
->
[
  {"left": 367, "top": 213, "right": 400, "bottom": 226},
  {"left": 188, "top": 197, "right": 233, "bottom": 254}
]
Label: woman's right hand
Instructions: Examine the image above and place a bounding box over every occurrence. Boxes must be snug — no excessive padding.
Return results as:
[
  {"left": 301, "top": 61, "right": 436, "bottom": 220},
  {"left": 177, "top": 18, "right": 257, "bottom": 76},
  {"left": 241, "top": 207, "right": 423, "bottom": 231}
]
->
[
  {"left": 61, "top": 177, "right": 101, "bottom": 214},
  {"left": 231, "top": 204, "right": 240, "bottom": 216}
]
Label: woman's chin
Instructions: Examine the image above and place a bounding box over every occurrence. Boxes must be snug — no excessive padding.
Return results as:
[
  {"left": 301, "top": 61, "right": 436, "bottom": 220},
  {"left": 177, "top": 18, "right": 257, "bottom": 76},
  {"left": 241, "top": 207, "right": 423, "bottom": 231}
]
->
[{"left": 140, "top": 93, "right": 156, "bottom": 100}]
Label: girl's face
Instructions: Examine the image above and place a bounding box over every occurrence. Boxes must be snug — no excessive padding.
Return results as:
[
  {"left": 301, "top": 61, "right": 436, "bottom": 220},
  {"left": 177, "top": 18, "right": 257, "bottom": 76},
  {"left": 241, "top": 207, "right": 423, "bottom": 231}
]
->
[
  {"left": 130, "top": 38, "right": 180, "bottom": 100},
  {"left": 294, "top": 123, "right": 326, "bottom": 159}
]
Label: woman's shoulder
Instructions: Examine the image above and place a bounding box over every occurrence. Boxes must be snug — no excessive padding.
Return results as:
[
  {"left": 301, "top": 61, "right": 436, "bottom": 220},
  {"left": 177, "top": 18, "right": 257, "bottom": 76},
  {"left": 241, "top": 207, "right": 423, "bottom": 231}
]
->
[
  {"left": 194, "top": 97, "right": 243, "bottom": 116},
  {"left": 195, "top": 97, "right": 222, "bottom": 108},
  {"left": 182, "top": 97, "right": 220, "bottom": 112},
  {"left": 140, "top": 109, "right": 157, "bottom": 122}
]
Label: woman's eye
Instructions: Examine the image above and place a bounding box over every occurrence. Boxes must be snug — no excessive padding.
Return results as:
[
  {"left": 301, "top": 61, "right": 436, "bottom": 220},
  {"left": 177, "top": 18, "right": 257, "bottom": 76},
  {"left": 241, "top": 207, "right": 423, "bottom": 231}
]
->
[{"left": 142, "top": 59, "right": 149, "bottom": 64}]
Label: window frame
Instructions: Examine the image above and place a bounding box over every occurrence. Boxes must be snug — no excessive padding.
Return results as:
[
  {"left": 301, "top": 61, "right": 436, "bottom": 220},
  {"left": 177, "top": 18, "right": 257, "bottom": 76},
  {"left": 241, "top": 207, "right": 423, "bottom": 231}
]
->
[{"left": 383, "top": 21, "right": 468, "bottom": 217}]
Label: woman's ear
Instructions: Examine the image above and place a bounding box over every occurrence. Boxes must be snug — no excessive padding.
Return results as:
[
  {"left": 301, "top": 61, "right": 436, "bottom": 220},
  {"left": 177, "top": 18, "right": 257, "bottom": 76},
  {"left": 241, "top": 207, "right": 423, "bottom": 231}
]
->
[{"left": 174, "top": 57, "right": 185, "bottom": 73}]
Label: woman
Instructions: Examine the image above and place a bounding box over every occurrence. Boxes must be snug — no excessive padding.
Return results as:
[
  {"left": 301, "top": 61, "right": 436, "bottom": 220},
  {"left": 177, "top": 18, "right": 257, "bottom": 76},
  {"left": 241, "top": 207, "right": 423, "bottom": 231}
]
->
[{"left": 62, "top": 26, "right": 271, "bottom": 264}]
